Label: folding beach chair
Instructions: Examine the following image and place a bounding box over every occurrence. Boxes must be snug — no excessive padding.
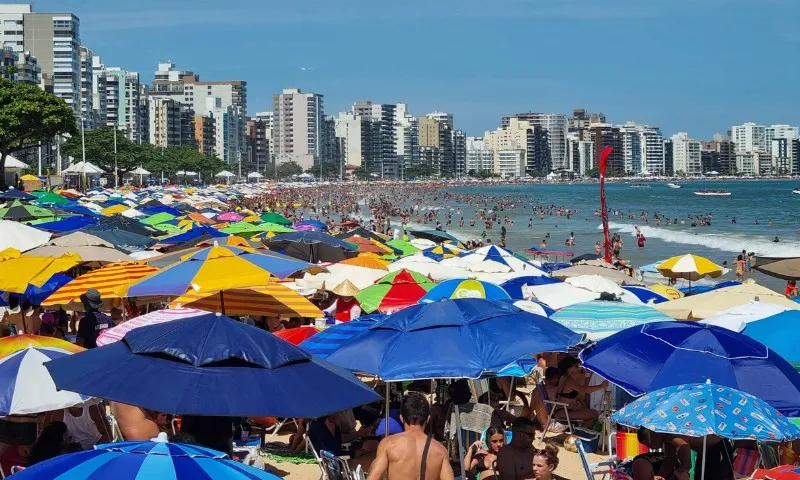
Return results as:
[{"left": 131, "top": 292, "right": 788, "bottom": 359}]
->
[
  {"left": 577, "top": 439, "right": 615, "bottom": 480},
  {"left": 757, "top": 442, "right": 779, "bottom": 470},
  {"left": 320, "top": 450, "right": 354, "bottom": 480},
  {"left": 538, "top": 382, "right": 574, "bottom": 437}
]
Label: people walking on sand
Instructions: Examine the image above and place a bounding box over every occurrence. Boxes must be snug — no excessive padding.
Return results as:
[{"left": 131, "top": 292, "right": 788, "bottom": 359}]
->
[
  {"left": 734, "top": 254, "right": 747, "bottom": 282},
  {"left": 367, "top": 392, "right": 454, "bottom": 480}
]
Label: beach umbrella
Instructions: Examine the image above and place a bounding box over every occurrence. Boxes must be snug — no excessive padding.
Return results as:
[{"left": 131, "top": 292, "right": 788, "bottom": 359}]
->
[
  {"left": 100, "top": 204, "right": 129, "bottom": 216},
  {"left": 216, "top": 211, "right": 244, "bottom": 222},
  {"left": 97, "top": 308, "right": 208, "bottom": 346},
  {"left": 342, "top": 234, "right": 393, "bottom": 254},
  {"left": 0, "top": 219, "right": 51, "bottom": 252},
  {"left": 385, "top": 238, "right": 421, "bottom": 256},
  {"left": 648, "top": 283, "right": 684, "bottom": 300},
  {"left": 169, "top": 284, "right": 323, "bottom": 318},
  {"left": 570, "top": 253, "right": 601, "bottom": 264},
  {"left": 267, "top": 231, "right": 358, "bottom": 263},
  {"left": 564, "top": 274, "right": 627, "bottom": 295},
  {"left": 261, "top": 211, "right": 292, "bottom": 225},
  {"left": 298, "top": 263, "right": 386, "bottom": 291},
  {"left": 126, "top": 245, "right": 315, "bottom": 297},
  {"left": 419, "top": 278, "right": 511, "bottom": 303},
  {"left": 356, "top": 269, "right": 437, "bottom": 314},
  {"left": 499, "top": 275, "right": 561, "bottom": 300},
  {"left": 421, "top": 244, "right": 461, "bottom": 260},
  {"left": 35, "top": 215, "right": 99, "bottom": 234},
  {"left": 158, "top": 226, "right": 228, "bottom": 245},
  {"left": 299, "top": 315, "right": 386, "bottom": 359},
  {"left": 580, "top": 321, "right": 800, "bottom": 416},
  {"left": 654, "top": 282, "right": 800, "bottom": 320},
  {"left": 42, "top": 261, "right": 158, "bottom": 309},
  {"left": 221, "top": 221, "right": 294, "bottom": 237},
  {"left": 507, "top": 299, "right": 556, "bottom": 317},
  {"left": 0, "top": 250, "right": 81, "bottom": 293},
  {"left": 326, "top": 298, "right": 583, "bottom": 380},
  {"left": 9, "top": 435, "right": 281, "bottom": 480},
  {"left": 552, "top": 264, "right": 643, "bottom": 285},
  {"left": 754, "top": 258, "right": 800, "bottom": 280},
  {"left": 0, "top": 200, "right": 56, "bottom": 222},
  {"left": 622, "top": 285, "right": 670, "bottom": 304},
  {"left": 550, "top": 300, "right": 673, "bottom": 340},
  {"left": 456, "top": 245, "right": 545, "bottom": 275},
  {"left": 657, "top": 254, "right": 723, "bottom": 281},
  {"left": 408, "top": 228, "right": 461, "bottom": 243},
  {"left": 0, "top": 273, "right": 72, "bottom": 307},
  {"left": 296, "top": 219, "right": 327, "bottom": 231},
  {"left": 97, "top": 216, "right": 159, "bottom": 237},
  {"left": 32, "top": 191, "right": 71, "bottom": 206},
  {"left": 274, "top": 326, "right": 322, "bottom": 345},
  {"left": 0, "top": 335, "right": 90, "bottom": 416},
  {"left": 739, "top": 310, "right": 800, "bottom": 371},
  {"left": 339, "top": 255, "right": 389, "bottom": 270},
  {"left": 45, "top": 312, "right": 381, "bottom": 417},
  {"left": 0, "top": 189, "right": 36, "bottom": 201},
  {"left": 141, "top": 211, "right": 176, "bottom": 225},
  {"left": 83, "top": 225, "right": 158, "bottom": 252},
  {"left": 26, "top": 231, "right": 134, "bottom": 265},
  {"left": 701, "top": 301, "right": 790, "bottom": 332}
]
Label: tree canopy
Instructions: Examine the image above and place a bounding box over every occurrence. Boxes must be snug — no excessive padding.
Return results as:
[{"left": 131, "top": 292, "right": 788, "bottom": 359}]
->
[
  {"left": 305, "top": 162, "right": 341, "bottom": 179},
  {"left": 0, "top": 79, "right": 76, "bottom": 188},
  {"left": 405, "top": 162, "right": 434, "bottom": 179},
  {"left": 277, "top": 161, "right": 303, "bottom": 179}
]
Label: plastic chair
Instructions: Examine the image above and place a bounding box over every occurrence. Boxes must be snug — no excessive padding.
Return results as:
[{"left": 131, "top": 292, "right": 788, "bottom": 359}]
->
[{"left": 577, "top": 439, "right": 615, "bottom": 480}]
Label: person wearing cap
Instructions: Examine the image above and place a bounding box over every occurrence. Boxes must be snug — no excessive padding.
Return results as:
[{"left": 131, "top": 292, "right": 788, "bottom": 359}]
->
[
  {"left": 76, "top": 289, "right": 112, "bottom": 349},
  {"left": 496, "top": 417, "right": 537, "bottom": 480}
]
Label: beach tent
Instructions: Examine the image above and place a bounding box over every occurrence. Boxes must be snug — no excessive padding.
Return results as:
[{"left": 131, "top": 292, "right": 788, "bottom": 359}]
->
[{"left": 2, "top": 155, "right": 27, "bottom": 186}]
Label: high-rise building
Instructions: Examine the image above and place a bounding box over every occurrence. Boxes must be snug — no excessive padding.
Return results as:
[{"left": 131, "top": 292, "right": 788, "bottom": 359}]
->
[
  {"left": 0, "top": 4, "right": 81, "bottom": 115},
  {"left": 90, "top": 55, "right": 106, "bottom": 125},
  {"left": 766, "top": 125, "right": 800, "bottom": 156},
  {"left": 396, "top": 109, "right": 419, "bottom": 179},
  {"left": 77, "top": 46, "right": 98, "bottom": 129},
  {"left": 664, "top": 139, "right": 674, "bottom": 176},
  {"left": 567, "top": 132, "right": 595, "bottom": 176},
  {"left": 103, "top": 67, "right": 143, "bottom": 142},
  {"left": 194, "top": 115, "right": 215, "bottom": 158},
  {"left": 495, "top": 149, "right": 526, "bottom": 178},
  {"left": 671, "top": 133, "right": 702, "bottom": 175},
  {"left": 700, "top": 134, "right": 736, "bottom": 175},
  {"left": 245, "top": 117, "right": 269, "bottom": 174},
  {"left": 1, "top": 46, "right": 39, "bottom": 84},
  {"left": 453, "top": 130, "right": 466, "bottom": 177},
  {"left": 569, "top": 109, "right": 606, "bottom": 133},
  {"left": 426, "top": 111, "right": 453, "bottom": 130},
  {"left": 419, "top": 116, "right": 455, "bottom": 178},
  {"left": 272, "top": 88, "right": 324, "bottom": 169},
  {"left": 148, "top": 97, "right": 194, "bottom": 148},
  {"left": 731, "top": 123, "right": 767, "bottom": 154},
  {"left": 320, "top": 115, "right": 339, "bottom": 168},
  {"left": 335, "top": 111, "right": 381, "bottom": 175},
  {"left": 485, "top": 118, "right": 532, "bottom": 177},
  {"left": 586, "top": 124, "right": 624, "bottom": 174},
  {"left": 201, "top": 97, "right": 245, "bottom": 164},
  {"left": 770, "top": 137, "right": 799, "bottom": 175},
  {"left": 466, "top": 137, "right": 493, "bottom": 174},
  {"left": 502, "top": 113, "right": 568, "bottom": 171},
  {"left": 618, "top": 122, "right": 664, "bottom": 175},
  {"left": 255, "top": 111, "right": 274, "bottom": 129}
]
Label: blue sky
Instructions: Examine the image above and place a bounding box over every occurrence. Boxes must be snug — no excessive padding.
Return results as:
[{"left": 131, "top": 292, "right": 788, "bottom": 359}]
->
[{"left": 37, "top": 0, "right": 800, "bottom": 138}]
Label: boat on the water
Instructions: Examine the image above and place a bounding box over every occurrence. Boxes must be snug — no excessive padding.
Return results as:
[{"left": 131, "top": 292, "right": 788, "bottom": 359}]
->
[
  {"left": 630, "top": 184, "right": 651, "bottom": 189},
  {"left": 792, "top": 189, "right": 800, "bottom": 195},
  {"left": 667, "top": 183, "right": 682, "bottom": 189},
  {"left": 694, "top": 189, "right": 731, "bottom": 196}
]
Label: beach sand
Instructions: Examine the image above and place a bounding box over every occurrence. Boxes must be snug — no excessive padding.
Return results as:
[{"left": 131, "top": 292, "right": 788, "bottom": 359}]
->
[{"left": 262, "top": 432, "right": 609, "bottom": 479}]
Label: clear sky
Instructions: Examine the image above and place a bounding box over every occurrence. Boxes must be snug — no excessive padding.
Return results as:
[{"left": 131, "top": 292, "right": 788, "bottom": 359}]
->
[{"left": 35, "top": 0, "right": 800, "bottom": 138}]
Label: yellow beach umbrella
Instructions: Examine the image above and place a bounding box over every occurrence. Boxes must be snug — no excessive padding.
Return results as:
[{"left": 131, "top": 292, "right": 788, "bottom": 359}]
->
[
  {"left": 42, "top": 261, "right": 158, "bottom": 308},
  {"left": 657, "top": 254, "right": 723, "bottom": 282},
  {"left": 648, "top": 284, "right": 684, "bottom": 300},
  {"left": 0, "top": 248, "right": 82, "bottom": 293},
  {"left": 101, "top": 204, "right": 128, "bottom": 216},
  {"left": 169, "top": 284, "right": 322, "bottom": 318},
  {"left": 241, "top": 215, "right": 262, "bottom": 223},
  {"left": 339, "top": 255, "right": 389, "bottom": 270}
]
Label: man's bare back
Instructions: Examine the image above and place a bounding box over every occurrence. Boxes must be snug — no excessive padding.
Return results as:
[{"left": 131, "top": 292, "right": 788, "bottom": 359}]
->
[{"left": 367, "top": 429, "right": 454, "bottom": 480}]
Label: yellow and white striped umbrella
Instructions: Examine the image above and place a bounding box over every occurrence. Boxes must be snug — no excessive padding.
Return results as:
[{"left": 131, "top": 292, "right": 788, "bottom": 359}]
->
[
  {"left": 657, "top": 254, "right": 723, "bottom": 281},
  {"left": 170, "top": 283, "right": 322, "bottom": 318}
]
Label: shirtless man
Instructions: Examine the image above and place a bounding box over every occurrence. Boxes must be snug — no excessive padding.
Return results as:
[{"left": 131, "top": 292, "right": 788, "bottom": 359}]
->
[
  {"left": 110, "top": 402, "right": 163, "bottom": 441},
  {"left": 367, "top": 392, "right": 454, "bottom": 480}
]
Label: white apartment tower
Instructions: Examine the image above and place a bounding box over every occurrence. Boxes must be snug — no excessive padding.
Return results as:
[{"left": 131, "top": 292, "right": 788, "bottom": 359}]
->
[
  {"left": 103, "top": 67, "right": 143, "bottom": 142},
  {"left": 272, "top": 88, "right": 324, "bottom": 170},
  {"left": 502, "top": 113, "right": 569, "bottom": 171},
  {"left": 0, "top": 4, "right": 81, "bottom": 116},
  {"left": 671, "top": 133, "right": 702, "bottom": 175},
  {"left": 619, "top": 122, "right": 664, "bottom": 175},
  {"left": 731, "top": 123, "right": 767, "bottom": 154},
  {"left": 466, "top": 137, "right": 494, "bottom": 173}
]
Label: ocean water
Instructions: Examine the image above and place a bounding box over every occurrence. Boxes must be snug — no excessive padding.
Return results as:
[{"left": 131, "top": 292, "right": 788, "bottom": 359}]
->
[{"left": 430, "top": 179, "right": 800, "bottom": 291}]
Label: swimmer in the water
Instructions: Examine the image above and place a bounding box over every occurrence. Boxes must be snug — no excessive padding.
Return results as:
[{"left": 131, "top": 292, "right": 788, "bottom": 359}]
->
[{"left": 774, "top": 236, "right": 780, "bottom": 243}]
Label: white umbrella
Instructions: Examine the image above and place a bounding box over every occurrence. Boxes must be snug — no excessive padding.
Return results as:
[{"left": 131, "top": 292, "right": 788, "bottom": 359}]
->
[
  {"left": 700, "top": 301, "right": 790, "bottom": 332},
  {"left": 0, "top": 219, "right": 51, "bottom": 252},
  {"left": 215, "top": 170, "right": 235, "bottom": 178},
  {"left": 129, "top": 167, "right": 151, "bottom": 175},
  {"left": 4, "top": 155, "right": 28, "bottom": 169},
  {"left": 247, "top": 172, "right": 264, "bottom": 179},
  {"left": 176, "top": 171, "right": 198, "bottom": 176},
  {"left": 62, "top": 161, "right": 104, "bottom": 175},
  {"left": 525, "top": 283, "right": 600, "bottom": 310},
  {"left": 297, "top": 264, "right": 386, "bottom": 291},
  {"left": 565, "top": 275, "right": 625, "bottom": 296}
]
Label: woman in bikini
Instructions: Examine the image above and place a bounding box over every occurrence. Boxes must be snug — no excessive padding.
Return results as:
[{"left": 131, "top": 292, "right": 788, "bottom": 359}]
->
[
  {"left": 464, "top": 426, "right": 505, "bottom": 479},
  {"left": 548, "top": 357, "right": 608, "bottom": 427}
]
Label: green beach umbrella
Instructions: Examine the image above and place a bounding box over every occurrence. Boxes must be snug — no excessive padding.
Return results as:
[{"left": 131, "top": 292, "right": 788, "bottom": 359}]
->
[
  {"left": 32, "top": 191, "right": 71, "bottom": 206},
  {"left": 151, "top": 223, "right": 183, "bottom": 234},
  {"left": 141, "top": 212, "right": 176, "bottom": 225},
  {"left": 261, "top": 212, "right": 292, "bottom": 226},
  {"left": 0, "top": 200, "right": 57, "bottom": 222},
  {"left": 386, "top": 239, "right": 421, "bottom": 257},
  {"left": 221, "top": 221, "right": 295, "bottom": 237},
  {"left": 355, "top": 269, "right": 436, "bottom": 314}
]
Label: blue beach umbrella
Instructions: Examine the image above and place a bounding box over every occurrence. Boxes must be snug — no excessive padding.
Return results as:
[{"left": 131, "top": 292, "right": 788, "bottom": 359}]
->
[
  {"left": 499, "top": 276, "right": 561, "bottom": 300},
  {"left": 10, "top": 437, "right": 280, "bottom": 480},
  {"left": 622, "top": 285, "right": 670, "bottom": 304},
  {"left": 418, "top": 278, "right": 511, "bottom": 303},
  {"left": 34, "top": 215, "right": 98, "bottom": 233},
  {"left": 299, "top": 315, "right": 385, "bottom": 359},
  {"left": 0, "top": 274, "right": 73, "bottom": 307},
  {"left": 612, "top": 382, "right": 800, "bottom": 442},
  {"left": 580, "top": 321, "right": 800, "bottom": 416},
  {"left": 0, "top": 189, "right": 36, "bottom": 201},
  {"left": 159, "top": 225, "right": 228, "bottom": 244},
  {"left": 326, "top": 298, "right": 582, "bottom": 381},
  {"left": 45, "top": 313, "right": 381, "bottom": 417},
  {"left": 295, "top": 219, "right": 327, "bottom": 231},
  {"left": 741, "top": 310, "right": 800, "bottom": 371},
  {"left": 551, "top": 301, "right": 673, "bottom": 340}
]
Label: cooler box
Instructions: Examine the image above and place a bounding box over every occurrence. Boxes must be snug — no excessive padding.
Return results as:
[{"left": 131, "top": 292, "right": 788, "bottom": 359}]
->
[{"left": 574, "top": 427, "right": 600, "bottom": 453}]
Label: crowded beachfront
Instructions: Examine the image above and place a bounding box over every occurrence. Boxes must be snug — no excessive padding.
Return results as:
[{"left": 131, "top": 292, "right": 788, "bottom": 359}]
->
[{"left": 2, "top": 179, "right": 800, "bottom": 480}]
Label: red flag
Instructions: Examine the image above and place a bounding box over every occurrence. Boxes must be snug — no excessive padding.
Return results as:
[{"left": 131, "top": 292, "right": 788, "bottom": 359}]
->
[{"left": 599, "top": 146, "right": 613, "bottom": 263}]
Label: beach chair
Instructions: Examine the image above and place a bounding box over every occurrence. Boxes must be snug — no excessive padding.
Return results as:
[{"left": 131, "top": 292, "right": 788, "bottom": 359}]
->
[
  {"left": 538, "top": 383, "right": 574, "bottom": 437},
  {"left": 577, "top": 439, "right": 615, "bottom": 480},
  {"left": 352, "top": 464, "right": 366, "bottom": 480},
  {"left": 447, "top": 401, "right": 495, "bottom": 468},
  {"left": 757, "top": 443, "right": 779, "bottom": 470},
  {"left": 320, "top": 450, "right": 353, "bottom": 480}
]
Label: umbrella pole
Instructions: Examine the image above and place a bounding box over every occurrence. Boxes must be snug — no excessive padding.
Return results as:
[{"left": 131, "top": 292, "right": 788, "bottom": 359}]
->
[
  {"left": 384, "top": 382, "right": 390, "bottom": 438},
  {"left": 220, "top": 291, "right": 226, "bottom": 315},
  {"left": 701, "top": 435, "right": 707, "bottom": 480},
  {"left": 506, "top": 377, "right": 515, "bottom": 412}
]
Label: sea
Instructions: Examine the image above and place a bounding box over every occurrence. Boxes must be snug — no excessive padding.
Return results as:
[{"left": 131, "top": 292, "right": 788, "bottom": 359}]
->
[{"left": 425, "top": 179, "right": 800, "bottom": 292}]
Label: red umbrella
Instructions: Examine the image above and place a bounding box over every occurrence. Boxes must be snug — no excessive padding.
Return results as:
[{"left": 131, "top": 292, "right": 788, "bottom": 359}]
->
[
  {"left": 274, "top": 326, "right": 321, "bottom": 345},
  {"left": 752, "top": 466, "right": 800, "bottom": 480}
]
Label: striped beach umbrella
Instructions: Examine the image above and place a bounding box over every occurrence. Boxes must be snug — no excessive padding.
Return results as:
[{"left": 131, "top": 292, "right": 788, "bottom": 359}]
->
[
  {"left": 300, "top": 315, "right": 385, "bottom": 358},
  {"left": 421, "top": 244, "right": 461, "bottom": 260},
  {"left": 657, "top": 254, "right": 723, "bottom": 281},
  {"left": 0, "top": 335, "right": 89, "bottom": 416},
  {"left": 551, "top": 300, "right": 673, "bottom": 340},
  {"left": 356, "top": 269, "right": 436, "bottom": 314},
  {"left": 42, "top": 261, "right": 157, "bottom": 308},
  {"left": 10, "top": 436, "right": 280, "bottom": 480},
  {"left": 169, "top": 284, "right": 323, "bottom": 318}
]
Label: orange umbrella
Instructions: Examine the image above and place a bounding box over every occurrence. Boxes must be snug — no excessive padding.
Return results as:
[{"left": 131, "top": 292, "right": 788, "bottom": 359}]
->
[
  {"left": 274, "top": 326, "right": 321, "bottom": 345},
  {"left": 42, "top": 261, "right": 157, "bottom": 308},
  {"left": 169, "top": 284, "right": 323, "bottom": 318},
  {"left": 339, "top": 255, "right": 389, "bottom": 270}
]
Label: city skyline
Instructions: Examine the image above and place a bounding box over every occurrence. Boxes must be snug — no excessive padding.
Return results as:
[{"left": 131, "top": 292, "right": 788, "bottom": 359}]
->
[{"left": 29, "top": 0, "right": 800, "bottom": 139}]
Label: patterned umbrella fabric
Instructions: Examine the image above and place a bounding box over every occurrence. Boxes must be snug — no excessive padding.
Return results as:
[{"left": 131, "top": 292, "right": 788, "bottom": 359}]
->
[
  {"left": 42, "top": 261, "right": 158, "bottom": 308},
  {"left": 0, "top": 335, "right": 89, "bottom": 416},
  {"left": 169, "top": 284, "right": 323, "bottom": 318},
  {"left": 96, "top": 308, "right": 207, "bottom": 347},
  {"left": 356, "top": 269, "right": 436, "bottom": 314},
  {"left": 421, "top": 244, "right": 461, "bottom": 260},
  {"left": 551, "top": 300, "right": 673, "bottom": 340},
  {"left": 612, "top": 382, "right": 800, "bottom": 441},
  {"left": 657, "top": 254, "right": 723, "bottom": 281},
  {"left": 9, "top": 436, "right": 280, "bottom": 480},
  {"left": 419, "top": 278, "right": 511, "bottom": 303}
]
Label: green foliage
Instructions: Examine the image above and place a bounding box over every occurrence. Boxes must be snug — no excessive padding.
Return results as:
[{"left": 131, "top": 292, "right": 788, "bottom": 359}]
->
[
  {"left": 352, "top": 166, "right": 369, "bottom": 180},
  {"left": 62, "top": 126, "right": 140, "bottom": 175},
  {"left": 277, "top": 161, "right": 303, "bottom": 179},
  {"left": 469, "top": 169, "right": 496, "bottom": 179},
  {"left": 587, "top": 167, "right": 600, "bottom": 178},
  {"left": 0, "top": 78, "right": 76, "bottom": 187},
  {"left": 405, "top": 162, "right": 434, "bottom": 179},
  {"left": 305, "top": 162, "right": 340, "bottom": 179}
]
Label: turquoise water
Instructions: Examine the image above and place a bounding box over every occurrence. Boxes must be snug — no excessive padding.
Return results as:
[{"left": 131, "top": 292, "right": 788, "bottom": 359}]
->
[{"left": 432, "top": 180, "right": 800, "bottom": 291}]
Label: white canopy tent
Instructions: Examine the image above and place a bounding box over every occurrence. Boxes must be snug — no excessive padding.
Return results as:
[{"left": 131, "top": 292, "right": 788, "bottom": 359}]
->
[
  {"left": 3, "top": 155, "right": 28, "bottom": 188},
  {"left": 62, "top": 161, "right": 104, "bottom": 175},
  {"left": 215, "top": 170, "right": 236, "bottom": 184},
  {"left": 247, "top": 172, "right": 264, "bottom": 183}
]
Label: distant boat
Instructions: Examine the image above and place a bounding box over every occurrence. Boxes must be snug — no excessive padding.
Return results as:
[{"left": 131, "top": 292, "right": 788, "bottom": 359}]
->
[
  {"left": 630, "top": 184, "right": 651, "bottom": 189},
  {"left": 667, "top": 183, "right": 682, "bottom": 189},
  {"left": 694, "top": 189, "right": 731, "bottom": 196},
  {"left": 793, "top": 189, "right": 800, "bottom": 195}
]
